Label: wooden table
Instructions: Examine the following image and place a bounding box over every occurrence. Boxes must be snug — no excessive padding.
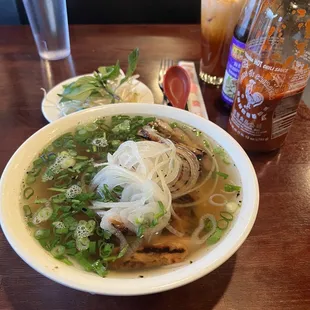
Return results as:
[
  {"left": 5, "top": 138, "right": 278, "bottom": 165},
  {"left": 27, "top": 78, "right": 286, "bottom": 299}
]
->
[{"left": 0, "top": 25, "right": 310, "bottom": 310}]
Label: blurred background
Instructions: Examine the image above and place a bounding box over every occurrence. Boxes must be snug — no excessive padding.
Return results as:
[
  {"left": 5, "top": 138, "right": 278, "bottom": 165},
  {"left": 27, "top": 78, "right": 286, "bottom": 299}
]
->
[{"left": 1, "top": 0, "right": 200, "bottom": 24}]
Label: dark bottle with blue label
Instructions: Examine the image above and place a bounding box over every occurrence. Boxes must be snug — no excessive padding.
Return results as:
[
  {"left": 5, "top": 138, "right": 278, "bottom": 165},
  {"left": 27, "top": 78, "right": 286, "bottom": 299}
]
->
[{"left": 221, "top": 0, "right": 261, "bottom": 107}]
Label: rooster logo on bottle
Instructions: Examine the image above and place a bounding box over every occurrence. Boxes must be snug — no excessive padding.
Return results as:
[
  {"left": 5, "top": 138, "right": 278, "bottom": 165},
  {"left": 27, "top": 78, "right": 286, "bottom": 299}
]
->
[
  {"left": 244, "top": 79, "right": 264, "bottom": 109},
  {"left": 236, "top": 76, "right": 268, "bottom": 123}
]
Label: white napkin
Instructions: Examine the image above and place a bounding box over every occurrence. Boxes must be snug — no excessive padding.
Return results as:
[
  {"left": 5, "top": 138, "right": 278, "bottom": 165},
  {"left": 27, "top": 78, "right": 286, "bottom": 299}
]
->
[{"left": 178, "top": 61, "right": 209, "bottom": 120}]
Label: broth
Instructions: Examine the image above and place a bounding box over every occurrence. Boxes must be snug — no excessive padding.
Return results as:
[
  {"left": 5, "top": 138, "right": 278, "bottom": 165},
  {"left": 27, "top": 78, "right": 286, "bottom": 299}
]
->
[{"left": 21, "top": 115, "right": 242, "bottom": 276}]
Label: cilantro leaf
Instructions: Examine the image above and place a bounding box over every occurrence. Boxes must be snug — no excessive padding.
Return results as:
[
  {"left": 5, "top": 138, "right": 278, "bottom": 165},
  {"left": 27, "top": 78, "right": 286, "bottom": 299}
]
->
[{"left": 120, "top": 48, "right": 139, "bottom": 85}]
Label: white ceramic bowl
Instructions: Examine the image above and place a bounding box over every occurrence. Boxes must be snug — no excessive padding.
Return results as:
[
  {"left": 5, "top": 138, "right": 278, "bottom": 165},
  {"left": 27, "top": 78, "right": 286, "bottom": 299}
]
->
[{"left": 0, "top": 104, "right": 259, "bottom": 296}]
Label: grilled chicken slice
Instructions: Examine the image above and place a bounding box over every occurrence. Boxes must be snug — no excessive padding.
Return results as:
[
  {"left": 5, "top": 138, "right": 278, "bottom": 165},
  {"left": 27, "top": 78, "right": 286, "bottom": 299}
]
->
[
  {"left": 170, "top": 203, "right": 196, "bottom": 235},
  {"left": 137, "top": 125, "right": 165, "bottom": 143},
  {"left": 153, "top": 119, "right": 204, "bottom": 157},
  {"left": 110, "top": 236, "right": 190, "bottom": 269}
]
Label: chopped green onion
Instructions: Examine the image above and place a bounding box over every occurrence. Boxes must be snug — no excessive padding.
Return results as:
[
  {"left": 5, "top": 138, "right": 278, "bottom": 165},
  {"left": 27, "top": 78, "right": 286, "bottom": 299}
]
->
[
  {"left": 27, "top": 221, "right": 36, "bottom": 228},
  {"left": 60, "top": 205, "right": 71, "bottom": 213},
  {"left": 203, "top": 140, "right": 210, "bottom": 149},
  {"left": 53, "top": 140, "right": 63, "bottom": 148},
  {"left": 64, "top": 140, "right": 76, "bottom": 149},
  {"left": 54, "top": 175, "right": 72, "bottom": 188},
  {"left": 63, "top": 231, "right": 73, "bottom": 243},
  {"left": 215, "top": 172, "right": 229, "bottom": 179},
  {"left": 195, "top": 130, "right": 202, "bottom": 137},
  {"left": 23, "top": 187, "right": 34, "bottom": 200},
  {"left": 220, "top": 211, "right": 233, "bottom": 221},
  {"left": 50, "top": 235, "right": 61, "bottom": 249},
  {"left": 86, "top": 123, "right": 98, "bottom": 132},
  {"left": 207, "top": 228, "right": 223, "bottom": 245},
  {"left": 48, "top": 153, "right": 57, "bottom": 162},
  {"left": 55, "top": 227, "right": 69, "bottom": 235},
  {"left": 111, "top": 140, "right": 121, "bottom": 148},
  {"left": 213, "top": 147, "right": 231, "bottom": 165},
  {"left": 224, "top": 184, "right": 241, "bottom": 193},
  {"left": 76, "top": 237, "right": 90, "bottom": 251},
  {"left": 75, "top": 156, "right": 88, "bottom": 160},
  {"left": 204, "top": 218, "right": 214, "bottom": 232},
  {"left": 51, "top": 245, "right": 66, "bottom": 258},
  {"left": 81, "top": 207, "right": 96, "bottom": 218},
  {"left": 32, "top": 206, "right": 53, "bottom": 225},
  {"left": 66, "top": 248, "right": 77, "bottom": 256},
  {"left": 103, "top": 230, "right": 112, "bottom": 240},
  {"left": 29, "top": 167, "right": 42, "bottom": 177},
  {"left": 65, "top": 240, "right": 76, "bottom": 249},
  {"left": 95, "top": 226, "right": 105, "bottom": 237},
  {"left": 103, "top": 245, "right": 129, "bottom": 262},
  {"left": 23, "top": 205, "right": 32, "bottom": 217},
  {"left": 101, "top": 184, "right": 118, "bottom": 202},
  {"left": 89, "top": 241, "right": 96, "bottom": 254},
  {"left": 33, "top": 158, "right": 44, "bottom": 166},
  {"left": 99, "top": 243, "right": 114, "bottom": 258},
  {"left": 113, "top": 185, "right": 124, "bottom": 194},
  {"left": 34, "top": 229, "right": 50, "bottom": 240},
  {"left": 51, "top": 193, "right": 66, "bottom": 203},
  {"left": 112, "top": 119, "right": 131, "bottom": 134},
  {"left": 60, "top": 257, "right": 73, "bottom": 265},
  {"left": 217, "top": 219, "right": 229, "bottom": 230},
  {"left": 86, "top": 220, "right": 96, "bottom": 232},
  {"left": 25, "top": 174, "right": 36, "bottom": 185},
  {"left": 39, "top": 239, "right": 50, "bottom": 250},
  {"left": 63, "top": 216, "right": 78, "bottom": 231},
  {"left": 74, "top": 252, "right": 93, "bottom": 271},
  {"left": 137, "top": 224, "right": 145, "bottom": 238},
  {"left": 48, "top": 188, "right": 67, "bottom": 193},
  {"left": 170, "top": 122, "right": 178, "bottom": 128},
  {"left": 117, "top": 245, "right": 128, "bottom": 259},
  {"left": 68, "top": 149, "right": 78, "bottom": 157},
  {"left": 50, "top": 204, "right": 61, "bottom": 221},
  {"left": 92, "top": 260, "right": 107, "bottom": 277},
  {"left": 34, "top": 198, "right": 48, "bottom": 204},
  {"left": 53, "top": 220, "right": 66, "bottom": 229}
]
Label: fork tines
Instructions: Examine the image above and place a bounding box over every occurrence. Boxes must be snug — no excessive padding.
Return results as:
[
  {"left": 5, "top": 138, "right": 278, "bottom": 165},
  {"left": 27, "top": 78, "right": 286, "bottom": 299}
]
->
[{"left": 158, "top": 59, "right": 174, "bottom": 89}]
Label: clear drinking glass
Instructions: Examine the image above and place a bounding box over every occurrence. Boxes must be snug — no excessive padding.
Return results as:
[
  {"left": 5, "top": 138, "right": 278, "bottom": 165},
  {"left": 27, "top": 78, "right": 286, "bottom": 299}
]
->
[
  {"left": 200, "top": 0, "right": 246, "bottom": 85},
  {"left": 23, "top": 0, "right": 71, "bottom": 61}
]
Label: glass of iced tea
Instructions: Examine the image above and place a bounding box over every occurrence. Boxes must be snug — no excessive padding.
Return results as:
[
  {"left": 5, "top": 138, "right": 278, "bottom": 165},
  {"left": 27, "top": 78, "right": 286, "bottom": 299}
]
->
[{"left": 200, "top": 0, "right": 246, "bottom": 85}]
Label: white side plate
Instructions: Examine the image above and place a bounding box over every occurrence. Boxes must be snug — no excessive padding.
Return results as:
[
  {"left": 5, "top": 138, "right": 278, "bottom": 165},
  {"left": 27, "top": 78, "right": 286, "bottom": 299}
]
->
[{"left": 41, "top": 74, "right": 155, "bottom": 123}]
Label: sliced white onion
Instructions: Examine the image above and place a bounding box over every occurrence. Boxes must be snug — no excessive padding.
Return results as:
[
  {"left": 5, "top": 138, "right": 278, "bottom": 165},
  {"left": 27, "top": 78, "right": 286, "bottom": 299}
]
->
[
  {"left": 170, "top": 145, "right": 200, "bottom": 199},
  {"left": 208, "top": 194, "right": 228, "bottom": 207},
  {"left": 191, "top": 214, "right": 216, "bottom": 245},
  {"left": 166, "top": 224, "right": 184, "bottom": 237}
]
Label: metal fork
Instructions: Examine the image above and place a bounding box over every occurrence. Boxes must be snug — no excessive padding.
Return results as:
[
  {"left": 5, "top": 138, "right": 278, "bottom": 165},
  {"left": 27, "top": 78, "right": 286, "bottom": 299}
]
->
[{"left": 158, "top": 59, "right": 174, "bottom": 105}]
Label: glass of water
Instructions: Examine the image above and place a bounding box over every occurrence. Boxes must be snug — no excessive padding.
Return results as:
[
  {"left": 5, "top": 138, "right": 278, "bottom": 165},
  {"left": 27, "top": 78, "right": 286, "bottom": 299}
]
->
[{"left": 23, "top": 0, "right": 70, "bottom": 61}]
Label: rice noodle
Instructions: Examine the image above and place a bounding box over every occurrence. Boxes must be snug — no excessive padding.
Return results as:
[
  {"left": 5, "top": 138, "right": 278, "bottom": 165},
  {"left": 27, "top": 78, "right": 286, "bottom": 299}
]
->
[
  {"left": 90, "top": 140, "right": 179, "bottom": 238},
  {"left": 191, "top": 214, "right": 216, "bottom": 245},
  {"left": 166, "top": 224, "right": 185, "bottom": 238}
]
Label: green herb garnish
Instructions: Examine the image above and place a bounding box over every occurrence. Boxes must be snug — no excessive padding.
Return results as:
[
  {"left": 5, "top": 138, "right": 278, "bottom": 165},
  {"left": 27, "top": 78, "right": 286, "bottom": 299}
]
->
[
  {"left": 224, "top": 184, "right": 241, "bottom": 192},
  {"left": 58, "top": 48, "right": 139, "bottom": 105},
  {"left": 214, "top": 171, "right": 229, "bottom": 179}
]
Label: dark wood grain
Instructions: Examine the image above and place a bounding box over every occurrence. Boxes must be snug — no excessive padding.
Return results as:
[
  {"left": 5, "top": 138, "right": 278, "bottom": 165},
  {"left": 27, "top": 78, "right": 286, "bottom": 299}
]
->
[{"left": 0, "top": 25, "right": 310, "bottom": 310}]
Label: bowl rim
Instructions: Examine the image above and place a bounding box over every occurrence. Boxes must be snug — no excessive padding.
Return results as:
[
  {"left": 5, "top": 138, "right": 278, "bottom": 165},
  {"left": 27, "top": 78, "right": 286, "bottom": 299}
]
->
[{"left": 0, "top": 103, "right": 259, "bottom": 295}]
